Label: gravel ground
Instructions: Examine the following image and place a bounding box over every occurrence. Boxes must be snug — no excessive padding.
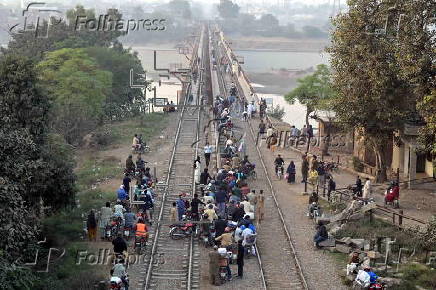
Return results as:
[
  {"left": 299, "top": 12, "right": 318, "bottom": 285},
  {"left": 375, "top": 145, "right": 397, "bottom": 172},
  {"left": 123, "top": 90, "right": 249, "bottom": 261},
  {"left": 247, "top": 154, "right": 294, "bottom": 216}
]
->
[{"left": 245, "top": 117, "right": 349, "bottom": 290}]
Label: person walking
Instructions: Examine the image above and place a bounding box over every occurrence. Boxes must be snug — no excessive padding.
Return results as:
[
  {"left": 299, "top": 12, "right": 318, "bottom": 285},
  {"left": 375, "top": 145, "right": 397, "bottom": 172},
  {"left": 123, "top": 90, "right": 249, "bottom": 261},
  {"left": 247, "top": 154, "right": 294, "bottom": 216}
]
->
[
  {"left": 258, "top": 119, "right": 266, "bottom": 136},
  {"left": 237, "top": 240, "right": 245, "bottom": 278},
  {"left": 87, "top": 210, "right": 97, "bottom": 242},
  {"left": 301, "top": 155, "right": 309, "bottom": 183},
  {"left": 204, "top": 142, "right": 213, "bottom": 168},
  {"left": 355, "top": 176, "right": 363, "bottom": 197},
  {"left": 99, "top": 202, "right": 112, "bottom": 239},
  {"left": 200, "top": 168, "right": 212, "bottom": 186},
  {"left": 363, "top": 178, "right": 372, "bottom": 202},
  {"left": 122, "top": 173, "right": 131, "bottom": 196},
  {"left": 170, "top": 202, "right": 177, "bottom": 222},
  {"left": 327, "top": 175, "right": 336, "bottom": 201},
  {"left": 193, "top": 156, "right": 201, "bottom": 184},
  {"left": 310, "top": 155, "right": 319, "bottom": 171},
  {"left": 286, "top": 161, "right": 296, "bottom": 183},
  {"left": 255, "top": 190, "right": 265, "bottom": 224},
  {"left": 247, "top": 101, "right": 254, "bottom": 119},
  {"left": 176, "top": 194, "right": 186, "bottom": 221},
  {"left": 308, "top": 169, "right": 319, "bottom": 192}
]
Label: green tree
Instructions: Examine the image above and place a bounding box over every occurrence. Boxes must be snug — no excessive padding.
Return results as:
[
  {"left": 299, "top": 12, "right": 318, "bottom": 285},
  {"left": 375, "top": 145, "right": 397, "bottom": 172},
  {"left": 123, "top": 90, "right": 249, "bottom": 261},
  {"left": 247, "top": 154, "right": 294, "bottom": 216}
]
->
[
  {"left": 4, "top": 6, "right": 124, "bottom": 61},
  {"left": 267, "top": 105, "right": 285, "bottom": 121},
  {"left": 217, "top": 0, "right": 240, "bottom": 19},
  {"left": 285, "top": 64, "right": 335, "bottom": 126},
  {"left": 327, "top": 0, "right": 417, "bottom": 182},
  {"left": 0, "top": 54, "right": 76, "bottom": 210},
  {"left": 394, "top": 0, "right": 435, "bottom": 163},
  {"left": 37, "top": 48, "right": 112, "bottom": 144},
  {"left": 285, "top": 64, "right": 336, "bottom": 155},
  {"left": 0, "top": 55, "right": 50, "bottom": 144},
  {"left": 168, "top": 0, "right": 192, "bottom": 19},
  {"left": 85, "top": 46, "right": 144, "bottom": 120}
]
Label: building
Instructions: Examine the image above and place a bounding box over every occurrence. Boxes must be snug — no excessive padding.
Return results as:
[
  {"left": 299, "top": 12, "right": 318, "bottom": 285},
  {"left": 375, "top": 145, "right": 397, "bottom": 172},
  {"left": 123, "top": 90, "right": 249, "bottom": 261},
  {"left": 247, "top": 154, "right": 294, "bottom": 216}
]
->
[{"left": 391, "top": 122, "right": 434, "bottom": 182}]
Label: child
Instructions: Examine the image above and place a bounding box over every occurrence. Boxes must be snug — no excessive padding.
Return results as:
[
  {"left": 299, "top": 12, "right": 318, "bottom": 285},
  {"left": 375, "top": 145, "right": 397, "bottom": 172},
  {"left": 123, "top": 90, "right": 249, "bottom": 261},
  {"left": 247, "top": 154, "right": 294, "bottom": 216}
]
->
[{"left": 170, "top": 202, "right": 177, "bottom": 222}]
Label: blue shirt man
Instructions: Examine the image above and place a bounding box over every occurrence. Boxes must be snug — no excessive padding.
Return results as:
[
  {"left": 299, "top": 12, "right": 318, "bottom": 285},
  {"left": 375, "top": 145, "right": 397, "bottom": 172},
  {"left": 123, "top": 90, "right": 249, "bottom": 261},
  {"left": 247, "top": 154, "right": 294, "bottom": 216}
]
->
[
  {"left": 176, "top": 195, "right": 186, "bottom": 221},
  {"left": 117, "top": 186, "right": 128, "bottom": 201}
]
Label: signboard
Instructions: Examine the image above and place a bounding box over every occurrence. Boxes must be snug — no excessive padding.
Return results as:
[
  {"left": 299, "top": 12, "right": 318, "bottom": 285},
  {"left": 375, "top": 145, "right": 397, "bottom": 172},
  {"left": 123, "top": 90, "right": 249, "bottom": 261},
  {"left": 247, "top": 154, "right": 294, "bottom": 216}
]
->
[{"left": 153, "top": 98, "right": 167, "bottom": 106}]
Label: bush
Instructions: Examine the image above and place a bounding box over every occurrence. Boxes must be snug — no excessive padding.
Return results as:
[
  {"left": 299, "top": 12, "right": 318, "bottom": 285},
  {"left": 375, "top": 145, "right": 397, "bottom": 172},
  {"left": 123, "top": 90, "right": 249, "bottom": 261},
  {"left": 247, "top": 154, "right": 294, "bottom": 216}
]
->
[
  {"left": 399, "top": 263, "right": 436, "bottom": 289},
  {"left": 352, "top": 156, "right": 364, "bottom": 172},
  {"left": 267, "top": 105, "right": 285, "bottom": 121}
]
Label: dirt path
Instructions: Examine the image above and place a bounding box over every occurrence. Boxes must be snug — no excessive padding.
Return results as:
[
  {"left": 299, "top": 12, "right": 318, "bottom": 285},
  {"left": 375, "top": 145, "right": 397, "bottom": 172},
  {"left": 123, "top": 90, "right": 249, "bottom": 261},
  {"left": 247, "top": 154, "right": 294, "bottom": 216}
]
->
[
  {"left": 244, "top": 117, "right": 348, "bottom": 290},
  {"left": 75, "top": 113, "right": 180, "bottom": 287}
]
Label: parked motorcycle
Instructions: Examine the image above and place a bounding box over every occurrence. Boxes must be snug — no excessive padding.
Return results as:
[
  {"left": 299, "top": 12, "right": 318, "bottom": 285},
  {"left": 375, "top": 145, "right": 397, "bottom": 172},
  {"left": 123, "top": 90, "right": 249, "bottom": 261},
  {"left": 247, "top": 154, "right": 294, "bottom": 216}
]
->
[
  {"left": 169, "top": 222, "right": 198, "bottom": 240},
  {"left": 308, "top": 203, "right": 322, "bottom": 219}
]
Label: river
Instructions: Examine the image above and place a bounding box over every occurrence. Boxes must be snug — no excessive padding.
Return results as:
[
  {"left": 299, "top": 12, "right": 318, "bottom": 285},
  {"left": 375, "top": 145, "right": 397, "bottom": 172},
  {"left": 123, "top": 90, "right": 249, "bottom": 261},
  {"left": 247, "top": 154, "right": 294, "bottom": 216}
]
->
[
  {"left": 134, "top": 47, "right": 187, "bottom": 112},
  {"left": 237, "top": 50, "right": 330, "bottom": 129},
  {"left": 134, "top": 46, "right": 328, "bottom": 129}
]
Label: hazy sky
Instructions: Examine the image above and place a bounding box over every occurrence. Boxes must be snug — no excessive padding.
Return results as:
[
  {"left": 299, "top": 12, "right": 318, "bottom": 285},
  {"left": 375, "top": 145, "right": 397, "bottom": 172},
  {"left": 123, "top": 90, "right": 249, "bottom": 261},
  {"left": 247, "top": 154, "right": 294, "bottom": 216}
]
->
[{"left": 1, "top": 0, "right": 333, "bottom": 6}]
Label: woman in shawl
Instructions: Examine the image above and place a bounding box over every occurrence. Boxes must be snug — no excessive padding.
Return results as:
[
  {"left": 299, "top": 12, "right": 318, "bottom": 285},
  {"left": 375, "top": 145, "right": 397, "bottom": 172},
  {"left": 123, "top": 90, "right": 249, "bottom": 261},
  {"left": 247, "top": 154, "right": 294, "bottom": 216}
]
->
[{"left": 286, "top": 161, "right": 296, "bottom": 183}]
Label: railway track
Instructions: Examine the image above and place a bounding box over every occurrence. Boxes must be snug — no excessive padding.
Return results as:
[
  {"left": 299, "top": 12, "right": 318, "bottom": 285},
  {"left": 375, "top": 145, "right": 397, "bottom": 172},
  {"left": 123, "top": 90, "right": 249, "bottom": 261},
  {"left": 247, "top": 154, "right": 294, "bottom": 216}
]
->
[
  {"left": 212, "top": 26, "right": 309, "bottom": 290},
  {"left": 140, "top": 26, "right": 208, "bottom": 290}
]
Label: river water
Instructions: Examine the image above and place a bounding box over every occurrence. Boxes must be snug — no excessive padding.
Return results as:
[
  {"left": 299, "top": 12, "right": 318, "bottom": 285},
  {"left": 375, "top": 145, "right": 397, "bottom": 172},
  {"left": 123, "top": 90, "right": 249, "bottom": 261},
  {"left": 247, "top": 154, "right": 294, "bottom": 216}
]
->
[
  {"left": 134, "top": 47, "right": 328, "bottom": 129},
  {"left": 134, "top": 47, "right": 187, "bottom": 112},
  {"left": 237, "top": 50, "right": 330, "bottom": 129}
]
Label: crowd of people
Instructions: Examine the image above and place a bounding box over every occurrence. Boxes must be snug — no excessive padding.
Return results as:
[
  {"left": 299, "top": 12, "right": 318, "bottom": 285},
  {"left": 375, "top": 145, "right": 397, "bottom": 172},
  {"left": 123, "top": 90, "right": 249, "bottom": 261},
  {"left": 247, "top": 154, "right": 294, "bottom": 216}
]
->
[{"left": 83, "top": 131, "right": 160, "bottom": 289}]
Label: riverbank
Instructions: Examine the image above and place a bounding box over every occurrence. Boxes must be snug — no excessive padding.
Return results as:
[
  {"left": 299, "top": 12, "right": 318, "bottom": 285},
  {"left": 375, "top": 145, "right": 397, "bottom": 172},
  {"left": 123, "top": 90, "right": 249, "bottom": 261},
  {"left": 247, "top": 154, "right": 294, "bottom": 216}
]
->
[{"left": 229, "top": 36, "right": 329, "bottom": 52}]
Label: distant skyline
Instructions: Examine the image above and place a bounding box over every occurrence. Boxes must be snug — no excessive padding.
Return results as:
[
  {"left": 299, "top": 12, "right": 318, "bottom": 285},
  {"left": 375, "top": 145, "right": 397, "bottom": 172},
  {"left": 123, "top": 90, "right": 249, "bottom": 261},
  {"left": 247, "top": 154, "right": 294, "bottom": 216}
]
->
[{"left": 0, "top": 0, "right": 335, "bottom": 6}]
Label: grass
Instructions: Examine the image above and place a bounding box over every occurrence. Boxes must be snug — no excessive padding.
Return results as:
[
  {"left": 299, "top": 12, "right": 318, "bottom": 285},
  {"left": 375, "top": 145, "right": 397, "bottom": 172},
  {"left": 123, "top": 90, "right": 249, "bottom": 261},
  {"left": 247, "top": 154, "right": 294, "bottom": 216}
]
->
[
  {"left": 76, "top": 157, "right": 121, "bottom": 189},
  {"left": 104, "top": 113, "right": 168, "bottom": 147},
  {"left": 390, "top": 263, "right": 436, "bottom": 290}
]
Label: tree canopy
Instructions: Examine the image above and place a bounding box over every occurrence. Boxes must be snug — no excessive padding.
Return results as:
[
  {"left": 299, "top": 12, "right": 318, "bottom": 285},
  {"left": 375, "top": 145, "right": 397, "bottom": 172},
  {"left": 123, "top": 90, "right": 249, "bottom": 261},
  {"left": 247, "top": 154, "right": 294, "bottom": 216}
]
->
[
  {"left": 328, "top": 0, "right": 435, "bottom": 181},
  {"left": 37, "top": 48, "right": 112, "bottom": 144},
  {"left": 285, "top": 64, "right": 335, "bottom": 123},
  {"left": 218, "top": 0, "right": 240, "bottom": 19}
]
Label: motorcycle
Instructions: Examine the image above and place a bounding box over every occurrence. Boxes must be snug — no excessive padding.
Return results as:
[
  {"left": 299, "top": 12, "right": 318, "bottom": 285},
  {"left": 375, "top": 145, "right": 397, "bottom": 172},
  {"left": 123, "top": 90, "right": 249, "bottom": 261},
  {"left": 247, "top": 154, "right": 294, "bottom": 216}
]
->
[
  {"left": 105, "top": 217, "right": 122, "bottom": 240},
  {"left": 369, "top": 281, "right": 386, "bottom": 290},
  {"left": 276, "top": 165, "right": 284, "bottom": 180},
  {"left": 353, "top": 279, "right": 386, "bottom": 290},
  {"left": 109, "top": 275, "right": 129, "bottom": 290},
  {"left": 132, "top": 144, "right": 150, "bottom": 154},
  {"left": 217, "top": 249, "right": 232, "bottom": 283},
  {"left": 123, "top": 225, "right": 133, "bottom": 240},
  {"left": 201, "top": 221, "right": 215, "bottom": 247},
  {"left": 243, "top": 233, "right": 257, "bottom": 258},
  {"left": 308, "top": 203, "right": 322, "bottom": 219},
  {"left": 169, "top": 222, "right": 198, "bottom": 240},
  {"left": 134, "top": 235, "right": 147, "bottom": 255}
]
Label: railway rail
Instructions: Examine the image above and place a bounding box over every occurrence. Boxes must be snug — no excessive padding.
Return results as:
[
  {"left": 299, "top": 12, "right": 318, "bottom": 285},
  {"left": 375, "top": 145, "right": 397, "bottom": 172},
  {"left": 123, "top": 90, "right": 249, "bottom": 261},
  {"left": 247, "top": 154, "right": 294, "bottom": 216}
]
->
[
  {"left": 212, "top": 25, "right": 309, "bottom": 290},
  {"left": 141, "top": 26, "right": 208, "bottom": 290}
]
